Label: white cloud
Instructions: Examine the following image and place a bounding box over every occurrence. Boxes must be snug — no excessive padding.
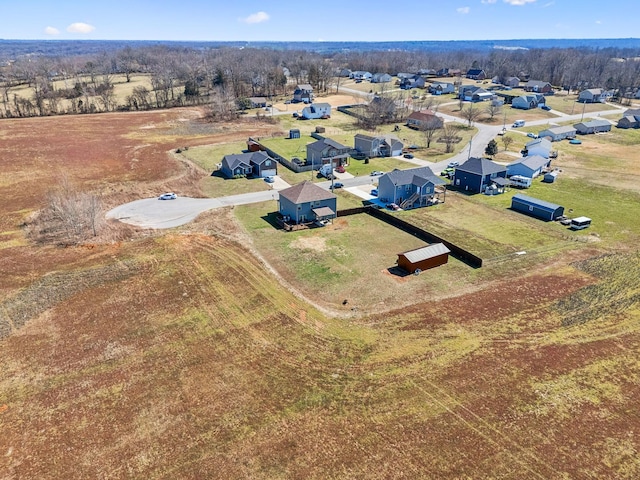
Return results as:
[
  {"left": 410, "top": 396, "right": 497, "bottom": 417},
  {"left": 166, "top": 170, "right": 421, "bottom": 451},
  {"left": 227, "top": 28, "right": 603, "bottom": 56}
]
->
[
  {"left": 503, "top": 0, "right": 536, "bottom": 5},
  {"left": 44, "top": 26, "right": 60, "bottom": 35},
  {"left": 66, "top": 22, "right": 95, "bottom": 34},
  {"left": 240, "top": 11, "right": 270, "bottom": 24},
  {"left": 481, "top": 0, "right": 497, "bottom": 4},
  {"left": 457, "top": 6, "right": 471, "bottom": 14},
  {"left": 595, "top": 20, "right": 602, "bottom": 24}
]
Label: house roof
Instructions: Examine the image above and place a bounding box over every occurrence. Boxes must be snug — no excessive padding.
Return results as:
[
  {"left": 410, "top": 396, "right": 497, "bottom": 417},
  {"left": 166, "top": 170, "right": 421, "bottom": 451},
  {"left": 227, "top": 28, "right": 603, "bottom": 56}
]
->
[
  {"left": 247, "top": 151, "right": 272, "bottom": 165},
  {"left": 467, "top": 69, "right": 485, "bottom": 75},
  {"left": 525, "top": 80, "right": 551, "bottom": 88},
  {"left": 540, "top": 125, "right": 577, "bottom": 135},
  {"left": 305, "top": 102, "right": 331, "bottom": 110},
  {"left": 456, "top": 157, "right": 506, "bottom": 176},
  {"left": 580, "top": 88, "right": 603, "bottom": 96},
  {"left": 279, "top": 181, "right": 336, "bottom": 204},
  {"left": 574, "top": 119, "right": 611, "bottom": 129},
  {"left": 308, "top": 138, "right": 348, "bottom": 152},
  {"left": 525, "top": 138, "right": 552, "bottom": 150},
  {"left": 624, "top": 108, "right": 640, "bottom": 116},
  {"left": 508, "top": 155, "right": 549, "bottom": 171},
  {"left": 312, "top": 206, "right": 335, "bottom": 218},
  {"left": 398, "top": 243, "right": 451, "bottom": 263},
  {"left": 382, "top": 167, "right": 445, "bottom": 187},
  {"left": 296, "top": 84, "right": 313, "bottom": 91},
  {"left": 222, "top": 152, "right": 254, "bottom": 170},
  {"left": 407, "top": 110, "right": 439, "bottom": 122},
  {"left": 619, "top": 115, "right": 640, "bottom": 124},
  {"left": 249, "top": 96, "right": 267, "bottom": 103},
  {"left": 512, "top": 193, "right": 563, "bottom": 212}
]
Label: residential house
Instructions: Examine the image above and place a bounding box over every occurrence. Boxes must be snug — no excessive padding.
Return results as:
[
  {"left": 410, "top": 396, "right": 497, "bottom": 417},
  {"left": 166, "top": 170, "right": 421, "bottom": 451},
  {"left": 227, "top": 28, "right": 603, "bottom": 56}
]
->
[
  {"left": 397, "top": 243, "right": 450, "bottom": 274},
  {"left": 428, "top": 81, "right": 455, "bottom": 95},
  {"left": 249, "top": 96, "right": 267, "bottom": 108},
  {"left": 354, "top": 134, "right": 403, "bottom": 158},
  {"left": 278, "top": 181, "right": 337, "bottom": 225},
  {"left": 466, "top": 69, "right": 487, "bottom": 80},
  {"left": 371, "top": 73, "right": 393, "bottom": 83},
  {"left": 301, "top": 102, "right": 331, "bottom": 120},
  {"left": 524, "top": 80, "right": 553, "bottom": 94},
  {"left": 459, "top": 84, "right": 482, "bottom": 100},
  {"left": 377, "top": 167, "right": 446, "bottom": 209},
  {"left": 405, "top": 110, "right": 444, "bottom": 130},
  {"left": 512, "top": 94, "right": 545, "bottom": 110},
  {"left": 507, "top": 155, "right": 551, "bottom": 179},
  {"left": 452, "top": 157, "right": 507, "bottom": 194},
  {"left": 505, "top": 76, "right": 520, "bottom": 88},
  {"left": 511, "top": 193, "right": 564, "bottom": 221},
  {"left": 396, "top": 72, "right": 415, "bottom": 80},
  {"left": 524, "top": 138, "right": 552, "bottom": 158},
  {"left": 573, "top": 119, "right": 612, "bottom": 134},
  {"left": 417, "top": 68, "right": 437, "bottom": 76},
  {"left": 538, "top": 125, "right": 577, "bottom": 142},
  {"left": 337, "top": 68, "right": 352, "bottom": 77},
  {"left": 306, "top": 138, "right": 351, "bottom": 168},
  {"left": 471, "top": 89, "right": 494, "bottom": 102},
  {"left": 293, "top": 84, "right": 313, "bottom": 103},
  {"left": 220, "top": 151, "right": 277, "bottom": 179},
  {"left": 350, "top": 71, "right": 373, "bottom": 81},
  {"left": 578, "top": 88, "right": 605, "bottom": 103},
  {"left": 616, "top": 108, "right": 640, "bottom": 129},
  {"left": 400, "top": 75, "right": 426, "bottom": 89}
]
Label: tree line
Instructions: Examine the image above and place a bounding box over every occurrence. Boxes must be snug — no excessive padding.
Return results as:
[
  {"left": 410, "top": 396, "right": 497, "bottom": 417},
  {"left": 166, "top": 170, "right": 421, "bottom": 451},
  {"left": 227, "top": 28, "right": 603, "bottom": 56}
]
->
[{"left": 1, "top": 44, "right": 639, "bottom": 119}]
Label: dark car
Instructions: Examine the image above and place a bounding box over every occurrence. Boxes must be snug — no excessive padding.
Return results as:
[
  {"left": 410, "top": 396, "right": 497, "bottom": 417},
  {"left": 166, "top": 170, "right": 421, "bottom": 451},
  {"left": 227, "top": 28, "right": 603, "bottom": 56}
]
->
[
  {"left": 403, "top": 153, "right": 414, "bottom": 159},
  {"left": 386, "top": 203, "right": 400, "bottom": 211},
  {"left": 329, "top": 182, "right": 344, "bottom": 189},
  {"left": 541, "top": 105, "right": 552, "bottom": 111}
]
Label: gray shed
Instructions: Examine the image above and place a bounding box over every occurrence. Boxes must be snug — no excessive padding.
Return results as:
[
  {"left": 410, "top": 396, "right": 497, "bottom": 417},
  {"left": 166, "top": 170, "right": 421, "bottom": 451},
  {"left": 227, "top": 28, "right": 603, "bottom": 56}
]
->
[{"left": 289, "top": 129, "right": 301, "bottom": 139}]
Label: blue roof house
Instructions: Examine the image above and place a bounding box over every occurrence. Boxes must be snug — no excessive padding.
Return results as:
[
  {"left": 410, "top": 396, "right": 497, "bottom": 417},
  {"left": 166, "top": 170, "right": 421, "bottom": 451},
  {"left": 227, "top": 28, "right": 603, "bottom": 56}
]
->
[
  {"left": 507, "top": 155, "right": 551, "bottom": 179},
  {"left": 452, "top": 157, "right": 507, "bottom": 193},
  {"left": 377, "top": 167, "right": 446, "bottom": 209}
]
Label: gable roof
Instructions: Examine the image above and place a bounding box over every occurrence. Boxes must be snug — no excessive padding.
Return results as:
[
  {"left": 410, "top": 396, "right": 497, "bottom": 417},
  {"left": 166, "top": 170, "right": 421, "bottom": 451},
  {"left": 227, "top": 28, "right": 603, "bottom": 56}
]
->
[
  {"left": 222, "top": 152, "right": 254, "bottom": 170},
  {"left": 525, "top": 80, "right": 551, "bottom": 88},
  {"left": 512, "top": 193, "right": 563, "bottom": 212},
  {"left": 407, "top": 110, "right": 440, "bottom": 122},
  {"left": 295, "top": 84, "right": 313, "bottom": 91},
  {"left": 508, "top": 155, "right": 549, "bottom": 171},
  {"left": 467, "top": 69, "right": 485, "bottom": 75},
  {"left": 279, "top": 181, "right": 336, "bottom": 204},
  {"left": 540, "top": 125, "right": 577, "bottom": 135},
  {"left": 574, "top": 119, "right": 611, "bottom": 129},
  {"left": 581, "top": 88, "right": 603, "bottom": 95},
  {"left": 308, "top": 138, "right": 348, "bottom": 152},
  {"left": 525, "top": 138, "right": 552, "bottom": 150},
  {"left": 623, "top": 108, "right": 640, "bottom": 117},
  {"left": 399, "top": 243, "right": 450, "bottom": 263},
  {"left": 382, "top": 167, "right": 445, "bottom": 187},
  {"left": 456, "top": 157, "right": 506, "bottom": 176}
]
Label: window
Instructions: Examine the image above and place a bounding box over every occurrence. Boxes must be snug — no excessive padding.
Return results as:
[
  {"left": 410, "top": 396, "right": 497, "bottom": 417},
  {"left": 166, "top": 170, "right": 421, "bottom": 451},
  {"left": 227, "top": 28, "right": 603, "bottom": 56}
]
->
[
  {"left": 265, "top": 160, "right": 271, "bottom": 167},
  {"left": 529, "top": 205, "right": 534, "bottom": 212}
]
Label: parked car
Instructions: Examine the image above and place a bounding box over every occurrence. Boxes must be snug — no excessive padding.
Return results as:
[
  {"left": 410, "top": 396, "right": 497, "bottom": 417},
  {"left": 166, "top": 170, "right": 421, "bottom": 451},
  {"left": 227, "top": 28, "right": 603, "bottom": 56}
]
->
[
  {"left": 370, "top": 188, "right": 378, "bottom": 196},
  {"left": 264, "top": 176, "right": 275, "bottom": 183},
  {"left": 541, "top": 105, "right": 552, "bottom": 111},
  {"left": 513, "top": 120, "right": 525, "bottom": 127},
  {"left": 335, "top": 165, "right": 346, "bottom": 173},
  {"left": 403, "top": 153, "right": 414, "bottom": 159},
  {"left": 370, "top": 170, "right": 384, "bottom": 176},
  {"left": 292, "top": 112, "right": 298, "bottom": 117},
  {"left": 441, "top": 167, "right": 455, "bottom": 177},
  {"left": 158, "top": 192, "right": 177, "bottom": 200},
  {"left": 447, "top": 161, "right": 459, "bottom": 168},
  {"left": 527, "top": 132, "right": 538, "bottom": 138},
  {"left": 386, "top": 203, "right": 400, "bottom": 211},
  {"left": 329, "top": 182, "right": 344, "bottom": 189}
]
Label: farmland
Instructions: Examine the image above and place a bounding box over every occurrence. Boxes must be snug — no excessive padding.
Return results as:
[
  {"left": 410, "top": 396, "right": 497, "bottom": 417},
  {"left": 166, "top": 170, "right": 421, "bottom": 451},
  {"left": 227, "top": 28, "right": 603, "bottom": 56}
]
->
[{"left": 1, "top": 98, "right": 640, "bottom": 480}]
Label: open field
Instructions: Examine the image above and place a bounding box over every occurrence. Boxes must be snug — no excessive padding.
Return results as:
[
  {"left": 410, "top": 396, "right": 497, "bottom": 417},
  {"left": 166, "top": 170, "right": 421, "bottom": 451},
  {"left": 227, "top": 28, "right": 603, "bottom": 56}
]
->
[{"left": 2, "top": 107, "right": 640, "bottom": 479}]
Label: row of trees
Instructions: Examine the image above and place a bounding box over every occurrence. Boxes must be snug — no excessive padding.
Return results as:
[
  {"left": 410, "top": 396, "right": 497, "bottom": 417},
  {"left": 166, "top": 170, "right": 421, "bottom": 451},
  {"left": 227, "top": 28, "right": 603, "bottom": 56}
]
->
[{"left": 1, "top": 44, "right": 639, "bottom": 119}]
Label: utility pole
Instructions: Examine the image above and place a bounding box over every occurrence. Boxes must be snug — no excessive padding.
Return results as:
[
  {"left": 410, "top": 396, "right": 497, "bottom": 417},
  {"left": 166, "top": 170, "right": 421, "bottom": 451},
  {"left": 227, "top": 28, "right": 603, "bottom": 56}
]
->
[
  {"left": 468, "top": 137, "right": 473, "bottom": 160},
  {"left": 581, "top": 100, "right": 586, "bottom": 122}
]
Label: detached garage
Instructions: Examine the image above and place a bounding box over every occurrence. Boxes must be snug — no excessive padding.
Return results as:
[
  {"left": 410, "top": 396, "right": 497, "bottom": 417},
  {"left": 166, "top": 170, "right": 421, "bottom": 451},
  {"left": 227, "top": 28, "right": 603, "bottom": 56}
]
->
[
  {"left": 397, "top": 243, "right": 450, "bottom": 274},
  {"left": 511, "top": 193, "right": 564, "bottom": 221}
]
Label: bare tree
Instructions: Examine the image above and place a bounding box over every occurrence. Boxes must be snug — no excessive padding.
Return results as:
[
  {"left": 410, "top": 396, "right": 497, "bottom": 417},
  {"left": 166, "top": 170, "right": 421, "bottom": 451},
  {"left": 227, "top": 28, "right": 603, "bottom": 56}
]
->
[
  {"left": 501, "top": 135, "right": 514, "bottom": 151},
  {"left": 461, "top": 104, "right": 481, "bottom": 126},
  {"left": 440, "top": 124, "right": 459, "bottom": 153},
  {"left": 420, "top": 118, "right": 441, "bottom": 149},
  {"left": 485, "top": 103, "right": 501, "bottom": 120}
]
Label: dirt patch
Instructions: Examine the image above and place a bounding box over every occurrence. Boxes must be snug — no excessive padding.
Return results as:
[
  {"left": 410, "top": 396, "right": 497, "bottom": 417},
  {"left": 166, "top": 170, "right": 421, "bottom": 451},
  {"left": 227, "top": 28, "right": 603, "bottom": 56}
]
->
[{"left": 290, "top": 236, "right": 328, "bottom": 252}]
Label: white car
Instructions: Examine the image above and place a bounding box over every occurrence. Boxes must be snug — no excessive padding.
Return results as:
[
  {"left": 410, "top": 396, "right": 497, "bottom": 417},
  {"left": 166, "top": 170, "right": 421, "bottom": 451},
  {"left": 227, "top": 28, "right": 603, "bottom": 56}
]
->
[
  {"left": 447, "top": 161, "right": 459, "bottom": 168},
  {"left": 158, "top": 192, "right": 177, "bottom": 200}
]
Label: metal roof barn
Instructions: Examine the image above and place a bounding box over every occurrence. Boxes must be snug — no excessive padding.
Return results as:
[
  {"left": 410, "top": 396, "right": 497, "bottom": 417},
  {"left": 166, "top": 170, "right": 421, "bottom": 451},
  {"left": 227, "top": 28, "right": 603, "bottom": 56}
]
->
[
  {"left": 397, "top": 243, "right": 451, "bottom": 274},
  {"left": 511, "top": 193, "right": 564, "bottom": 221}
]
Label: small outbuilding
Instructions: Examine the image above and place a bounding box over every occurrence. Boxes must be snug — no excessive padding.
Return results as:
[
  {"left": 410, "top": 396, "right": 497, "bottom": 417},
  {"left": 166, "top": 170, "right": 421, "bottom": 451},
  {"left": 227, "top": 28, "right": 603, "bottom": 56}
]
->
[
  {"left": 289, "top": 129, "right": 301, "bottom": 139},
  {"left": 511, "top": 193, "right": 564, "bottom": 221},
  {"left": 397, "top": 243, "right": 451, "bottom": 274}
]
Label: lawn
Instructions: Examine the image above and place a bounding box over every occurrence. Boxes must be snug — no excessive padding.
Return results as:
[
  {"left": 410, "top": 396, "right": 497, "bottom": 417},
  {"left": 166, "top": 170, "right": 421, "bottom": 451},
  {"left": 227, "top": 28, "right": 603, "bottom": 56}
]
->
[
  {"left": 235, "top": 201, "right": 472, "bottom": 312},
  {"left": 543, "top": 93, "right": 622, "bottom": 115}
]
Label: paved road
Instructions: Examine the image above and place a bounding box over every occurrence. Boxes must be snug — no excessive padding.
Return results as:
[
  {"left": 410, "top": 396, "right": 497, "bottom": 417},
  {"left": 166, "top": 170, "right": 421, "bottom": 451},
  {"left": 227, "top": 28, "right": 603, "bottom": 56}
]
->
[{"left": 108, "top": 101, "right": 627, "bottom": 229}]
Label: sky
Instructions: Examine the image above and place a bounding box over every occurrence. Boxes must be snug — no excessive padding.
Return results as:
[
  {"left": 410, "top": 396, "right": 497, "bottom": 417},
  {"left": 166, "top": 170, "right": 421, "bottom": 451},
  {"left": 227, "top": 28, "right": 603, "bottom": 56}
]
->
[{"left": 1, "top": 0, "right": 637, "bottom": 42}]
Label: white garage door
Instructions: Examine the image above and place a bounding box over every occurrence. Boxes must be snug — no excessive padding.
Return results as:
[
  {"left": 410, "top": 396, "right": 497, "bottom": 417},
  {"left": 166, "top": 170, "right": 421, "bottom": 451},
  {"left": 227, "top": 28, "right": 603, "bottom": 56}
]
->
[{"left": 261, "top": 169, "right": 277, "bottom": 178}]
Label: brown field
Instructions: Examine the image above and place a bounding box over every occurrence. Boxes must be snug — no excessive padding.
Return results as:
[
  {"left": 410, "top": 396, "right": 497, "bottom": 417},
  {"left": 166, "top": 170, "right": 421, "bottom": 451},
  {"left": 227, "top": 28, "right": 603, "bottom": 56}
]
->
[{"left": 1, "top": 107, "right": 640, "bottom": 479}]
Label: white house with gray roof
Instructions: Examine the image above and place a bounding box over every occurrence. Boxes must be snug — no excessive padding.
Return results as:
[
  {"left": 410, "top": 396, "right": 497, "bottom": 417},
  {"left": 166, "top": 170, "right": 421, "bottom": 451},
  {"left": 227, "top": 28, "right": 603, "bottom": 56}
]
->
[
  {"left": 507, "top": 155, "right": 551, "bottom": 179},
  {"left": 354, "top": 134, "right": 403, "bottom": 158},
  {"left": 538, "top": 125, "right": 577, "bottom": 142},
  {"left": 301, "top": 103, "right": 331, "bottom": 120},
  {"left": 524, "top": 138, "right": 552, "bottom": 158},
  {"left": 573, "top": 119, "right": 612, "bottom": 134},
  {"left": 377, "top": 167, "right": 446, "bottom": 209}
]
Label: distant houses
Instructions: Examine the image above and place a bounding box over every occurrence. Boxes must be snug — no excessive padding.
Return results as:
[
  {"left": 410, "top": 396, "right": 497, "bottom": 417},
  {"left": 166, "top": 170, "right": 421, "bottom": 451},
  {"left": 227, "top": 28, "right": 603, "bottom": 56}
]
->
[
  {"left": 350, "top": 71, "right": 373, "bottom": 81},
  {"left": 616, "top": 108, "right": 640, "bottom": 129},
  {"left": 371, "top": 73, "right": 393, "bottom": 83},
  {"left": 399, "top": 75, "right": 426, "bottom": 90},
  {"left": 452, "top": 157, "right": 507, "bottom": 194},
  {"left": 524, "top": 80, "right": 553, "bottom": 94},
  {"left": 354, "top": 134, "right": 403, "bottom": 158},
  {"left": 466, "top": 69, "right": 487, "bottom": 80},
  {"left": 428, "top": 82, "right": 455, "bottom": 95},
  {"left": 512, "top": 94, "right": 545, "bottom": 110},
  {"left": 578, "top": 88, "right": 609, "bottom": 103}
]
